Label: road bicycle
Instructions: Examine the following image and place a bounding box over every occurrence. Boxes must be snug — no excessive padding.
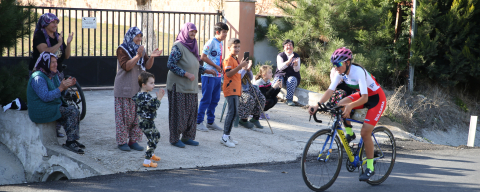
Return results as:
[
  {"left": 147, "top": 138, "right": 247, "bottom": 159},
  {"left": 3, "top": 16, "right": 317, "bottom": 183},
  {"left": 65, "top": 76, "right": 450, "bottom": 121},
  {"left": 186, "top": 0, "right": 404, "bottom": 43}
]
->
[
  {"left": 301, "top": 104, "right": 396, "bottom": 191},
  {"left": 61, "top": 64, "right": 86, "bottom": 120}
]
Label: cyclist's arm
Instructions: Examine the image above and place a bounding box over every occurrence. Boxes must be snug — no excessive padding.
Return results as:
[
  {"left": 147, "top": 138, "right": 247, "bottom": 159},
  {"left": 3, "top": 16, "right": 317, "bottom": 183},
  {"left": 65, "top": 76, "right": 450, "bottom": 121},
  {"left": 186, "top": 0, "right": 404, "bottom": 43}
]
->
[{"left": 313, "top": 73, "right": 342, "bottom": 107}]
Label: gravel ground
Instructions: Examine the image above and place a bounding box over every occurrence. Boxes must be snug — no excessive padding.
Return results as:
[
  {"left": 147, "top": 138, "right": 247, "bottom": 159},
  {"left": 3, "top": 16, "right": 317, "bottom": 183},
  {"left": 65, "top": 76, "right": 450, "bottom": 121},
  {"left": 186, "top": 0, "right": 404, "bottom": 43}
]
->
[{"left": 58, "top": 88, "right": 441, "bottom": 174}]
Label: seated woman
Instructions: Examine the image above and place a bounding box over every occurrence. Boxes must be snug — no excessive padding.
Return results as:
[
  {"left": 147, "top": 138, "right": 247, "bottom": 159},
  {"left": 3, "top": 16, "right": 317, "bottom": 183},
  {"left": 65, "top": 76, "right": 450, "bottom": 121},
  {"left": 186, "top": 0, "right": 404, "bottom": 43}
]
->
[
  {"left": 238, "top": 61, "right": 266, "bottom": 129},
  {"left": 273, "top": 39, "right": 301, "bottom": 106},
  {"left": 27, "top": 52, "right": 84, "bottom": 154}
]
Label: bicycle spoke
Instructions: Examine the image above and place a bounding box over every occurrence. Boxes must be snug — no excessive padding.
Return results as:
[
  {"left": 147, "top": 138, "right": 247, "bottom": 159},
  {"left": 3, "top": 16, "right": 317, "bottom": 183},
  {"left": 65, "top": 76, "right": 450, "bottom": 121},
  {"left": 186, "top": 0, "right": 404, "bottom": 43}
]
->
[{"left": 302, "top": 129, "right": 343, "bottom": 191}]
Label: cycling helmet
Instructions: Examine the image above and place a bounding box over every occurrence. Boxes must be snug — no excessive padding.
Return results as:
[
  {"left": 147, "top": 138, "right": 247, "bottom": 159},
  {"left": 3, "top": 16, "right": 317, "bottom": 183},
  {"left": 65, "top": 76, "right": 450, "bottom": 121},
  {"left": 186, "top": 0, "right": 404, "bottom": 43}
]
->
[{"left": 330, "top": 47, "right": 352, "bottom": 64}]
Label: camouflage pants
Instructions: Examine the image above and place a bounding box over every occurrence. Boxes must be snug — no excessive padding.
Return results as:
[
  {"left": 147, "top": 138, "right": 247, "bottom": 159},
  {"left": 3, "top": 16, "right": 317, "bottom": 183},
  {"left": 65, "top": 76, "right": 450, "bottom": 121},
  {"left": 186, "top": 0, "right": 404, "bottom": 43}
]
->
[{"left": 139, "top": 118, "right": 161, "bottom": 159}]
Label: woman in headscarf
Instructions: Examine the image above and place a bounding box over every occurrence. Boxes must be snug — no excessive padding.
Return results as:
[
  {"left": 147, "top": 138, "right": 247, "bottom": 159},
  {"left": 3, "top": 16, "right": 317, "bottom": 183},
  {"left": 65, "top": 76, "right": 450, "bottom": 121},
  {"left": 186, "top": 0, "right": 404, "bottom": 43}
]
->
[
  {"left": 114, "top": 27, "right": 162, "bottom": 151},
  {"left": 166, "top": 22, "right": 215, "bottom": 148},
  {"left": 30, "top": 13, "right": 74, "bottom": 138},
  {"left": 27, "top": 52, "right": 83, "bottom": 154},
  {"left": 30, "top": 13, "right": 74, "bottom": 75}
]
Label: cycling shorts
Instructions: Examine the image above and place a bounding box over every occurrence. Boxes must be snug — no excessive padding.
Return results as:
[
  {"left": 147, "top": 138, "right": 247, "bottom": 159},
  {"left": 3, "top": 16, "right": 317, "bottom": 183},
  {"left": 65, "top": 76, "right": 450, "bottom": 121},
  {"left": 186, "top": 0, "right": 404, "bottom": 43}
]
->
[{"left": 347, "top": 88, "right": 386, "bottom": 126}]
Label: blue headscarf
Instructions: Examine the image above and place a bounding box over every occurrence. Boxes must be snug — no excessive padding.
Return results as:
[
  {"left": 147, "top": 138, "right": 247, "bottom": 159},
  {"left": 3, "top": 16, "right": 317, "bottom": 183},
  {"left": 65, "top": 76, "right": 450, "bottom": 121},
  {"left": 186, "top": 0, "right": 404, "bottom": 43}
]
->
[
  {"left": 34, "top": 13, "right": 63, "bottom": 51},
  {"left": 34, "top": 52, "right": 59, "bottom": 78},
  {"left": 119, "top": 27, "right": 145, "bottom": 70}
]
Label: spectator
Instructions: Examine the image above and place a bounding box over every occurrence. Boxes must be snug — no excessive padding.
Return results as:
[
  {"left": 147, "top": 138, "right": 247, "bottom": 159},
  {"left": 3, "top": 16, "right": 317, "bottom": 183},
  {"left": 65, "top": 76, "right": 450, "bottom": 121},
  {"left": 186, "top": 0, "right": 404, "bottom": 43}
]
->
[
  {"left": 273, "top": 39, "right": 301, "bottom": 106},
  {"left": 166, "top": 22, "right": 215, "bottom": 148},
  {"left": 253, "top": 65, "right": 282, "bottom": 119},
  {"left": 30, "top": 13, "right": 74, "bottom": 138},
  {"left": 27, "top": 52, "right": 83, "bottom": 154},
  {"left": 114, "top": 27, "right": 162, "bottom": 151}
]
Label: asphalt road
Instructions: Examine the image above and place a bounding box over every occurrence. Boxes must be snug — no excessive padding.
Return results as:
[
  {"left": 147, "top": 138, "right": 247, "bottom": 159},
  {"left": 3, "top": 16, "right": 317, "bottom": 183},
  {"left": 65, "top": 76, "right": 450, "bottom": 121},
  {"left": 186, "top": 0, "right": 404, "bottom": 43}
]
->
[{"left": 2, "top": 142, "right": 479, "bottom": 192}]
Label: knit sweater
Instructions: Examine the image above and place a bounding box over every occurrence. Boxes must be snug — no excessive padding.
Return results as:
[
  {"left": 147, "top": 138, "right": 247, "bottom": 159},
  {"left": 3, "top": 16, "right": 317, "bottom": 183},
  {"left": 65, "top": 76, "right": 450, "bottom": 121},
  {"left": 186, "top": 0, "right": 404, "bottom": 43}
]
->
[
  {"left": 166, "top": 42, "right": 201, "bottom": 94},
  {"left": 114, "top": 48, "right": 149, "bottom": 98},
  {"left": 27, "top": 71, "right": 62, "bottom": 123}
]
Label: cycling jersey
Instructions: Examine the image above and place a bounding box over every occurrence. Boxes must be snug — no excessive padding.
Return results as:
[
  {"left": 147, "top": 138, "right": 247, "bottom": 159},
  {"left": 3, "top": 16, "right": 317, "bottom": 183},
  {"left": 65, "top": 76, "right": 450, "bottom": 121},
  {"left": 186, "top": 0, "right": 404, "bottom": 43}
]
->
[
  {"left": 329, "top": 65, "right": 381, "bottom": 96},
  {"left": 328, "top": 64, "right": 386, "bottom": 126}
]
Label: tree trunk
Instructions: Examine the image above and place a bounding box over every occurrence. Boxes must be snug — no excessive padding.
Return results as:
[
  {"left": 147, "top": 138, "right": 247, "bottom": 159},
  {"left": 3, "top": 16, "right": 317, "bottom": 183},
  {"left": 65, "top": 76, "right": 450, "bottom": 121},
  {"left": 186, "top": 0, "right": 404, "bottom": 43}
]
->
[{"left": 136, "top": 0, "right": 157, "bottom": 55}]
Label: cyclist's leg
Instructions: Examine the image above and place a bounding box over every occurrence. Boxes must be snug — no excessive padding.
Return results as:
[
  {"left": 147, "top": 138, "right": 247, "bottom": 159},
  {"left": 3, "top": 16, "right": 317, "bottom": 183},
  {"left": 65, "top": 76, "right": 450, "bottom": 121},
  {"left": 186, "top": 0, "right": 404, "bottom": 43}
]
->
[{"left": 338, "top": 93, "right": 363, "bottom": 140}]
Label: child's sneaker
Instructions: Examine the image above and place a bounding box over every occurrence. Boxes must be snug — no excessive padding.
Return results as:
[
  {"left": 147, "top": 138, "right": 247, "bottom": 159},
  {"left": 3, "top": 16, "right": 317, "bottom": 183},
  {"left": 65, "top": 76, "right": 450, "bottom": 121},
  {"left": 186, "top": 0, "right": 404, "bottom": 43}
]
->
[
  {"left": 151, "top": 154, "right": 161, "bottom": 161},
  {"left": 143, "top": 162, "right": 158, "bottom": 168},
  {"left": 196, "top": 122, "right": 209, "bottom": 132},
  {"left": 221, "top": 137, "right": 235, "bottom": 148},
  {"left": 229, "top": 136, "right": 239, "bottom": 145}
]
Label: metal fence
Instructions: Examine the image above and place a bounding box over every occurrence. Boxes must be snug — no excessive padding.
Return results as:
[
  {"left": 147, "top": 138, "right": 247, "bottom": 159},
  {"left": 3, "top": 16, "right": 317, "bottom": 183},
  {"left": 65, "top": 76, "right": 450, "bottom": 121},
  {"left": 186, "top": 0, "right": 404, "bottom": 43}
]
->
[{"left": 3, "top": 6, "right": 223, "bottom": 57}]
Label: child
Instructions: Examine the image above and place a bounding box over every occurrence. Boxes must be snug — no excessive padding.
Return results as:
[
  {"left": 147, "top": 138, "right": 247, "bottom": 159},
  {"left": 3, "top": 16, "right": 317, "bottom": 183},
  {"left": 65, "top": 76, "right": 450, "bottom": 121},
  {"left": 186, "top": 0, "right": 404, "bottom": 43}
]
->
[
  {"left": 132, "top": 72, "right": 165, "bottom": 168},
  {"left": 197, "top": 22, "right": 229, "bottom": 132},
  {"left": 253, "top": 65, "right": 282, "bottom": 119},
  {"left": 221, "top": 38, "right": 249, "bottom": 148}
]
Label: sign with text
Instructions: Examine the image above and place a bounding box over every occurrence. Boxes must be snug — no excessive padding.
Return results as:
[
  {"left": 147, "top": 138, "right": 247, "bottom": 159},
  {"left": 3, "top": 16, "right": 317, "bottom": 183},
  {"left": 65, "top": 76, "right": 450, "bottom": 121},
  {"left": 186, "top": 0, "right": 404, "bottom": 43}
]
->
[{"left": 82, "top": 17, "right": 97, "bottom": 29}]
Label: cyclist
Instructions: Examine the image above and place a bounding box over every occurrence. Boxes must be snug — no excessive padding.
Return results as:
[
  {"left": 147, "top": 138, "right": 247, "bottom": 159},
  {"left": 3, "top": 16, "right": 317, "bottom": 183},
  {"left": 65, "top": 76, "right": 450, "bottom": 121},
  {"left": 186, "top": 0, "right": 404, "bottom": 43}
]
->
[{"left": 308, "top": 47, "right": 387, "bottom": 181}]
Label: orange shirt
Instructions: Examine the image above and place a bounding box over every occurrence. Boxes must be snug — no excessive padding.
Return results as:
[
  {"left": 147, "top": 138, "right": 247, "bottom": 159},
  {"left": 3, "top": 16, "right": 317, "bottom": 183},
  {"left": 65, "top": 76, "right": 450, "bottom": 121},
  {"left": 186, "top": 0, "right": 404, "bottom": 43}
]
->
[{"left": 222, "top": 54, "right": 242, "bottom": 96}]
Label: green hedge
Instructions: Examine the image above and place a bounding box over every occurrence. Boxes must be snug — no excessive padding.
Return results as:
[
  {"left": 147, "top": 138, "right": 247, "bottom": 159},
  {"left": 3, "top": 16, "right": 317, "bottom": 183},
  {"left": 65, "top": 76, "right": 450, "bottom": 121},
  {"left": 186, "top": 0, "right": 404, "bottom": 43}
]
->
[{"left": 0, "top": 63, "right": 29, "bottom": 106}]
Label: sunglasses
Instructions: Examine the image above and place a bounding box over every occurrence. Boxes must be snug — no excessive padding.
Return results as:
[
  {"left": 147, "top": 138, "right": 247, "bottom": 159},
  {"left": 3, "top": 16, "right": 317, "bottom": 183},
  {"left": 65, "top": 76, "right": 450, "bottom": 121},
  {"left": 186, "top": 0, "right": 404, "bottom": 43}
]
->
[{"left": 332, "top": 62, "right": 344, "bottom": 68}]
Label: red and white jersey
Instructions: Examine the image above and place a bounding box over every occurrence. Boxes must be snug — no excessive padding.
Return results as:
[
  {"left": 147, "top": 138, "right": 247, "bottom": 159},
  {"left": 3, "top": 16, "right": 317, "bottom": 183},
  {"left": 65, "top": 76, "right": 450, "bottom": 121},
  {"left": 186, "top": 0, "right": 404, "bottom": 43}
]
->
[{"left": 329, "top": 65, "right": 381, "bottom": 96}]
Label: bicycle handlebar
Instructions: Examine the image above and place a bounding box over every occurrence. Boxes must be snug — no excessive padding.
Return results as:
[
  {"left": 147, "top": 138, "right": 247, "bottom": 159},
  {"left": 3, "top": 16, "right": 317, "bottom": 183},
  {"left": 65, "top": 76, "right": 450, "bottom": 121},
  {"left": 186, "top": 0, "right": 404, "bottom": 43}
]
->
[{"left": 309, "top": 103, "right": 343, "bottom": 124}]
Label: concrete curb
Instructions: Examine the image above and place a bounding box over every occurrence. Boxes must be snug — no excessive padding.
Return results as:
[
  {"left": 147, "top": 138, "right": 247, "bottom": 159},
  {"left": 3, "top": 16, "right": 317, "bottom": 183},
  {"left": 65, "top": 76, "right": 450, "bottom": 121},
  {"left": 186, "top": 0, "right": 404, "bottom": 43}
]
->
[{"left": 277, "top": 87, "right": 323, "bottom": 106}]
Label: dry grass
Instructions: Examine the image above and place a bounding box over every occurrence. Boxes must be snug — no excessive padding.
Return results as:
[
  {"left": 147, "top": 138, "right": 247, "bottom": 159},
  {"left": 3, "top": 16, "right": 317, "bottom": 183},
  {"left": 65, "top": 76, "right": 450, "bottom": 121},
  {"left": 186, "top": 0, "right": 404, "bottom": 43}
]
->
[{"left": 384, "top": 84, "right": 480, "bottom": 136}]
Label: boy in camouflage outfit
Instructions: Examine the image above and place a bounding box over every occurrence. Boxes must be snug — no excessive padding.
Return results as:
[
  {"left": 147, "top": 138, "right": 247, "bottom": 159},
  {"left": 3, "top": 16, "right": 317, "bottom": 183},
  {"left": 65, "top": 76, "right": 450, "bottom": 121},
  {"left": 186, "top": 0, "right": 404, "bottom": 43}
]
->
[{"left": 132, "top": 71, "right": 165, "bottom": 168}]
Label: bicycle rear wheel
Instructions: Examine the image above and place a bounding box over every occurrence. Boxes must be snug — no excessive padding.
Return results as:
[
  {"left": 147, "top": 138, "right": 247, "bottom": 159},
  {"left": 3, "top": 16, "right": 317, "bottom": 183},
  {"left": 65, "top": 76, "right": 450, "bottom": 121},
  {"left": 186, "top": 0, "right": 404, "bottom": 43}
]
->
[
  {"left": 301, "top": 129, "right": 343, "bottom": 191},
  {"left": 360, "top": 126, "right": 396, "bottom": 185}
]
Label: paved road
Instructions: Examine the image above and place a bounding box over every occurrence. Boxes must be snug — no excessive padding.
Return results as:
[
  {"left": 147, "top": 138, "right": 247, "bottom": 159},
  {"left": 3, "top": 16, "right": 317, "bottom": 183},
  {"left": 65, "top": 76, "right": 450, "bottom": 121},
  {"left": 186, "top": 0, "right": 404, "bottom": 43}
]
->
[{"left": 2, "top": 146, "right": 479, "bottom": 192}]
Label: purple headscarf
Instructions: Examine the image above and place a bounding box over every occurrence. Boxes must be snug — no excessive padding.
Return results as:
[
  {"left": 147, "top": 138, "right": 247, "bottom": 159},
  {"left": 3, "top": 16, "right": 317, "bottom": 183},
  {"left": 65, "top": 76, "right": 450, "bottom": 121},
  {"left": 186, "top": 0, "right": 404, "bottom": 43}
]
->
[
  {"left": 34, "top": 52, "right": 59, "bottom": 78},
  {"left": 175, "top": 22, "right": 200, "bottom": 61},
  {"left": 34, "top": 13, "right": 63, "bottom": 50}
]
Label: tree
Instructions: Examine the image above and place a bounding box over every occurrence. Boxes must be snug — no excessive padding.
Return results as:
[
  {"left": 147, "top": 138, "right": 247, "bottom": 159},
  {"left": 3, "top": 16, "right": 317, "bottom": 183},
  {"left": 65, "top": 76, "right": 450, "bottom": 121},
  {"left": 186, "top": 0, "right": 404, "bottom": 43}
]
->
[
  {"left": 0, "top": 0, "right": 36, "bottom": 55},
  {"left": 264, "top": 0, "right": 406, "bottom": 86},
  {"left": 411, "top": 0, "right": 480, "bottom": 87},
  {"left": 136, "top": 0, "right": 157, "bottom": 55}
]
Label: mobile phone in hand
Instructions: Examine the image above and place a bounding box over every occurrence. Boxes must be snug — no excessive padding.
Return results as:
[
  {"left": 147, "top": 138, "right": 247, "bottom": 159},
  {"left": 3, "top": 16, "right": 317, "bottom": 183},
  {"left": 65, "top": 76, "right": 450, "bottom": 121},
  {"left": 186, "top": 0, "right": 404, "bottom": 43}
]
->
[{"left": 243, "top": 52, "right": 249, "bottom": 60}]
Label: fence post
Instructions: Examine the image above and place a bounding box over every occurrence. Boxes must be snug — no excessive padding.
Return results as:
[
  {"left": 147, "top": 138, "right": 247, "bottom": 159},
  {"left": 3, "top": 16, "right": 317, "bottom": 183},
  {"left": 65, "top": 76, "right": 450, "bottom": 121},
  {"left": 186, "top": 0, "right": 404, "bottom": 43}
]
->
[
  {"left": 224, "top": 0, "right": 256, "bottom": 59},
  {"left": 467, "top": 116, "right": 478, "bottom": 147}
]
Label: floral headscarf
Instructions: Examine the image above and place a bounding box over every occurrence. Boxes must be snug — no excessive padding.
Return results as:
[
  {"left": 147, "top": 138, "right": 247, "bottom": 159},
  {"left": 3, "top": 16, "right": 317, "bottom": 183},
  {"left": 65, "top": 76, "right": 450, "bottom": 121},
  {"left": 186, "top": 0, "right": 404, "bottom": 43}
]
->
[
  {"left": 34, "top": 52, "right": 59, "bottom": 78},
  {"left": 175, "top": 22, "right": 200, "bottom": 61},
  {"left": 119, "top": 27, "right": 145, "bottom": 70},
  {"left": 34, "top": 13, "right": 63, "bottom": 51}
]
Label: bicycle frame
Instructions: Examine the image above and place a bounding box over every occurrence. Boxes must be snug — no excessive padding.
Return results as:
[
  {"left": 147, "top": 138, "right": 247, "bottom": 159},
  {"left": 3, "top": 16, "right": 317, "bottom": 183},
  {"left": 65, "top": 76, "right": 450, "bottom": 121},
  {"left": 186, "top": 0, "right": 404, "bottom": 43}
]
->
[{"left": 317, "top": 115, "right": 385, "bottom": 169}]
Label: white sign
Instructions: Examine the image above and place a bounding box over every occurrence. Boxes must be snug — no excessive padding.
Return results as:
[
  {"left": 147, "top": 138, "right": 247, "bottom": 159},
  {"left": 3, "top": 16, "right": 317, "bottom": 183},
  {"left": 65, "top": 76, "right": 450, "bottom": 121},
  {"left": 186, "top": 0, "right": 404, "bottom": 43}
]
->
[{"left": 82, "top": 17, "right": 97, "bottom": 29}]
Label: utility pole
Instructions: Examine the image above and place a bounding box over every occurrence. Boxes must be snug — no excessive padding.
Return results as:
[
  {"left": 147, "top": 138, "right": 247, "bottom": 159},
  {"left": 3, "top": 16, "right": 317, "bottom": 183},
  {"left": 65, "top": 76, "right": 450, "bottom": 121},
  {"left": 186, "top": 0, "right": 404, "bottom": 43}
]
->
[{"left": 409, "top": 0, "right": 416, "bottom": 92}]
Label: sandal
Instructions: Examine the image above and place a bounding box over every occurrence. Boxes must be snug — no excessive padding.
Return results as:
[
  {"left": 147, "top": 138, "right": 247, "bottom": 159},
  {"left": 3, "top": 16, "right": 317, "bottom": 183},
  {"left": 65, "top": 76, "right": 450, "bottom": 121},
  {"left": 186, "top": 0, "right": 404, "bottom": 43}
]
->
[
  {"left": 62, "top": 142, "right": 84, "bottom": 154},
  {"left": 151, "top": 155, "right": 161, "bottom": 161},
  {"left": 143, "top": 162, "right": 158, "bottom": 168},
  {"left": 74, "top": 140, "right": 86, "bottom": 149}
]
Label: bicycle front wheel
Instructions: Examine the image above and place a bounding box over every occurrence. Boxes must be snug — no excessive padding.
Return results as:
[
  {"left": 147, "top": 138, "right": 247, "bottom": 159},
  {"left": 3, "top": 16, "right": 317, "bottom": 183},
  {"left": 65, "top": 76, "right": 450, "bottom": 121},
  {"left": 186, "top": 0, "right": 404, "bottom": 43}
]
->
[
  {"left": 301, "top": 129, "right": 343, "bottom": 191},
  {"left": 360, "top": 126, "right": 396, "bottom": 185}
]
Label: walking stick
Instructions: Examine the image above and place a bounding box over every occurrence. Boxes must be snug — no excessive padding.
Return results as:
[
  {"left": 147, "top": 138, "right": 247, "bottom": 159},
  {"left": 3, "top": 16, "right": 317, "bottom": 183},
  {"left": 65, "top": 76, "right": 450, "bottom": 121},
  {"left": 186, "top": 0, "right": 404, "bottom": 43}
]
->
[{"left": 245, "top": 75, "right": 274, "bottom": 134}]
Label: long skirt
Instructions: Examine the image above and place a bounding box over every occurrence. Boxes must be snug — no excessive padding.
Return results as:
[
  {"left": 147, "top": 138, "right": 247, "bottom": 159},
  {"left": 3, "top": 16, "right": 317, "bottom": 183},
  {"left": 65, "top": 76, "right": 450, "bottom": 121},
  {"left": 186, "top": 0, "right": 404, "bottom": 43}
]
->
[
  {"left": 168, "top": 84, "right": 198, "bottom": 144},
  {"left": 114, "top": 97, "right": 143, "bottom": 145},
  {"left": 238, "top": 85, "right": 266, "bottom": 119}
]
